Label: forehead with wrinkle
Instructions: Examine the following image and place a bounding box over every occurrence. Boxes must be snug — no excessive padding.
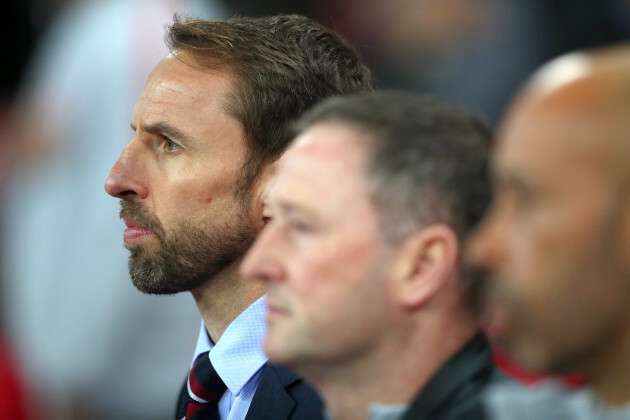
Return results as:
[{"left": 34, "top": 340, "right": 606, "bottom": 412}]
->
[
  {"left": 270, "top": 123, "right": 370, "bottom": 214},
  {"left": 518, "top": 45, "right": 630, "bottom": 117},
  {"left": 498, "top": 44, "right": 630, "bottom": 184},
  {"left": 493, "top": 44, "right": 630, "bottom": 194}
]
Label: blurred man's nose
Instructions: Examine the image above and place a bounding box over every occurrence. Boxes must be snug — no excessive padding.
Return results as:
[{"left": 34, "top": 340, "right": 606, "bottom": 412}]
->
[
  {"left": 241, "top": 224, "right": 287, "bottom": 285},
  {"left": 466, "top": 211, "right": 505, "bottom": 274}
]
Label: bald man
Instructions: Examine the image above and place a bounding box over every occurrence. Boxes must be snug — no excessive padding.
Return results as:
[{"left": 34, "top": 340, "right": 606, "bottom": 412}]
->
[{"left": 469, "top": 43, "right": 630, "bottom": 418}]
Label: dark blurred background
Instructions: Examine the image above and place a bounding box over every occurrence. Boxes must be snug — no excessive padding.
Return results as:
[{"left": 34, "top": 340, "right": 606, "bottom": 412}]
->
[
  {"left": 1, "top": 1, "right": 628, "bottom": 419},
  {"left": 4, "top": 0, "right": 630, "bottom": 122}
]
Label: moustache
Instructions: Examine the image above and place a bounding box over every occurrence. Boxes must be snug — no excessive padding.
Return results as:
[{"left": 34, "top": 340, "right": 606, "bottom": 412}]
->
[{"left": 119, "top": 199, "right": 164, "bottom": 236}]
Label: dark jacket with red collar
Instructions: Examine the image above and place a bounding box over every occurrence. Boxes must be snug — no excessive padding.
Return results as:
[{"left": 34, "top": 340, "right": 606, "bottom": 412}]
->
[{"left": 402, "top": 333, "right": 505, "bottom": 420}]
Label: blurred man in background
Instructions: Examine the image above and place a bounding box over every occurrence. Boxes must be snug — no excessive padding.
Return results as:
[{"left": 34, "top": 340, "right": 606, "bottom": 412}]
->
[
  {"left": 469, "top": 43, "right": 630, "bottom": 418},
  {"left": 242, "top": 91, "right": 502, "bottom": 419}
]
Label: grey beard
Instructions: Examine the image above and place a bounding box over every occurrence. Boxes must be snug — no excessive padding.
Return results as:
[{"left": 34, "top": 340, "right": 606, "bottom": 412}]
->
[
  {"left": 119, "top": 197, "right": 256, "bottom": 295},
  {"left": 127, "top": 216, "right": 256, "bottom": 295}
]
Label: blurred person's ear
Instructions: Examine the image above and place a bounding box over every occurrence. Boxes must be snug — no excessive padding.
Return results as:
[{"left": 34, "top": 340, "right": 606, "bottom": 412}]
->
[
  {"left": 392, "top": 225, "right": 459, "bottom": 310},
  {"left": 254, "top": 160, "right": 279, "bottom": 229}
]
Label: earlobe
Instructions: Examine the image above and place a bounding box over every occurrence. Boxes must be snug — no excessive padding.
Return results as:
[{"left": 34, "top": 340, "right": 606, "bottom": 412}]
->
[
  {"left": 394, "top": 225, "right": 459, "bottom": 310},
  {"left": 253, "top": 160, "right": 279, "bottom": 229},
  {"left": 262, "top": 202, "right": 272, "bottom": 226}
]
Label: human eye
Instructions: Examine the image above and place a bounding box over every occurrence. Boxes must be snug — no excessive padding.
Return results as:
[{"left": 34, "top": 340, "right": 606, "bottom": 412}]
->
[
  {"left": 514, "top": 189, "right": 533, "bottom": 208},
  {"left": 498, "top": 185, "right": 537, "bottom": 220},
  {"left": 495, "top": 173, "right": 535, "bottom": 210},
  {"left": 291, "top": 219, "right": 315, "bottom": 234},
  {"left": 274, "top": 203, "right": 321, "bottom": 243},
  {"left": 160, "top": 135, "right": 181, "bottom": 153},
  {"left": 508, "top": 180, "right": 536, "bottom": 208},
  {"left": 287, "top": 216, "right": 318, "bottom": 237}
]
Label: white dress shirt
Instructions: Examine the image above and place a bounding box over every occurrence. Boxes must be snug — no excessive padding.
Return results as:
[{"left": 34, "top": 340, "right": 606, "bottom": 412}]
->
[{"left": 189, "top": 295, "right": 268, "bottom": 420}]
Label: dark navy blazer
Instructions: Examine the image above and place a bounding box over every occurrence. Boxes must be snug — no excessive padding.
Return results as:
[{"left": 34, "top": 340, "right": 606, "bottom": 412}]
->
[
  {"left": 245, "top": 364, "right": 324, "bottom": 420},
  {"left": 176, "top": 363, "right": 324, "bottom": 420}
]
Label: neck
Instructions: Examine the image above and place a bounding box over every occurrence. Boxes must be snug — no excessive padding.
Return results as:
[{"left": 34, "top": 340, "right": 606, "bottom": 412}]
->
[
  {"left": 304, "top": 312, "right": 479, "bottom": 420},
  {"left": 313, "top": 361, "right": 413, "bottom": 420},
  {"left": 191, "top": 259, "right": 265, "bottom": 343}
]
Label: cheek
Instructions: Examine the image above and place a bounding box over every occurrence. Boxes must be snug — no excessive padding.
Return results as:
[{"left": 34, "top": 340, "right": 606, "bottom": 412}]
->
[
  {"left": 493, "top": 216, "right": 583, "bottom": 344},
  {"left": 291, "top": 263, "right": 353, "bottom": 319},
  {"left": 507, "top": 230, "right": 579, "bottom": 327},
  {"left": 290, "top": 247, "right": 382, "bottom": 323},
  {"left": 505, "top": 206, "right": 592, "bottom": 294},
  {"left": 288, "top": 269, "right": 388, "bottom": 360},
  {"left": 158, "top": 173, "right": 242, "bottom": 221},
  {"left": 506, "top": 225, "right": 614, "bottom": 351}
]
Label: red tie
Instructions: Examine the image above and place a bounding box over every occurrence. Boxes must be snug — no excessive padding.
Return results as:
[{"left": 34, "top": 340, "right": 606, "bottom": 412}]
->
[{"left": 185, "top": 351, "right": 227, "bottom": 420}]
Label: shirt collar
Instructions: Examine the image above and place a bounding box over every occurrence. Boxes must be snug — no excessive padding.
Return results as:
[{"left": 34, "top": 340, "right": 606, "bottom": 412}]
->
[
  {"left": 191, "top": 295, "right": 268, "bottom": 396},
  {"left": 324, "top": 403, "right": 408, "bottom": 420},
  {"left": 368, "top": 403, "right": 408, "bottom": 420}
]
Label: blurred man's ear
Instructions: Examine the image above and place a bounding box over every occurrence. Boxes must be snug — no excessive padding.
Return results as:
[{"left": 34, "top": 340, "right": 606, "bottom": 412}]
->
[
  {"left": 253, "top": 160, "right": 279, "bottom": 229},
  {"left": 391, "top": 225, "right": 459, "bottom": 310}
]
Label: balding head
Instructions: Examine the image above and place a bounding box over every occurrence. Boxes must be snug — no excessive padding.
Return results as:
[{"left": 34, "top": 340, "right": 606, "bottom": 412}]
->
[
  {"left": 527, "top": 45, "right": 630, "bottom": 96},
  {"left": 501, "top": 44, "right": 630, "bottom": 183},
  {"left": 469, "top": 43, "right": 630, "bottom": 406}
]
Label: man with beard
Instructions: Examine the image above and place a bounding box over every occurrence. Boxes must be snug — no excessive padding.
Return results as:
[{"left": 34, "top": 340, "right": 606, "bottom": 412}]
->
[
  {"left": 468, "top": 44, "right": 630, "bottom": 418},
  {"left": 104, "top": 14, "right": 375, "bottom": 420},
  {"left": 241, "top": 91, "right": 501, "bottom": 420}
]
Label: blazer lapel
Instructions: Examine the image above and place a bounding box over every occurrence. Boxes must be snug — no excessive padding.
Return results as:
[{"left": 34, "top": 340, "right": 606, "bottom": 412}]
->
[{"left": 245, "top": 364, "right": 297, "bottom": 420}]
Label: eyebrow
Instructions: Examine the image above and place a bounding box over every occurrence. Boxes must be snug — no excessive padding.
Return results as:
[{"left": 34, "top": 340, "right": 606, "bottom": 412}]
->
[
  {"left": 273, "top": 200, "right": 320, "bottom": 222},
  {"left": 130, "top": 121, "right": 192, "bottom": 143},
  {"left": 494, "top": 168, "right": 532, "bottom": 195}
]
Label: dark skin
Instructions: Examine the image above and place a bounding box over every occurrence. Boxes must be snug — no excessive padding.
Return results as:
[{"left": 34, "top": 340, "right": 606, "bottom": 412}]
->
[{"left": 468, "top": 44, "right": 630, "bottom": 407}]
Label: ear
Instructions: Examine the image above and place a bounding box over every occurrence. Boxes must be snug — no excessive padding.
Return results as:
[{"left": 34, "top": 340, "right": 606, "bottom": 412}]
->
[
  {"left": 252, "top": 160, "right": 279, "bottom": 230},
  {"left": 392, "top": 224, "right": 459, "bottom": 310}
]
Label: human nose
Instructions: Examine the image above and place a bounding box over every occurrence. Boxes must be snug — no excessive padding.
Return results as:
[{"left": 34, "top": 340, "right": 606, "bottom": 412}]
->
[
  {"left": 466, "top": 208, "right": 506, "bottom": 274},
  {"left": 104, "top": 141, "right": 149, "bottom": 199},
  {"left": 241, "top": 223, "right": 287, "bottom": 285}
]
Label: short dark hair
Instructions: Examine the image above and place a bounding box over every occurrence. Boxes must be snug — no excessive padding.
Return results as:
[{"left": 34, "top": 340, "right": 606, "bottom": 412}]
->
[
  {"left": 165, "top": 14, "right": 376, "bottom": 199},
  {"left": 293, "top": 91, "right": 492, "bottom": 244}
]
